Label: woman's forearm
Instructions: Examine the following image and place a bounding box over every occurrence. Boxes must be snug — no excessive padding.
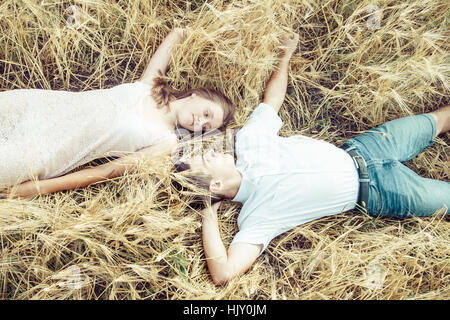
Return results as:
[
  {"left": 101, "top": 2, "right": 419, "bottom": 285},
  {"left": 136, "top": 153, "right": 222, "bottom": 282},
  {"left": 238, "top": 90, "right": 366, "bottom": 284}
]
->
[
  {"left": 44, "top": 166, "right": 115, "bottom": 193},
  {"left": 8, "top": 140, "right": 176, "bottom": 198},
  {"left": 141, "top": 28, "right": 186, "bottom": 80},
  {"left": 9, "top": 166, "right": 115, "bottom": 198}
]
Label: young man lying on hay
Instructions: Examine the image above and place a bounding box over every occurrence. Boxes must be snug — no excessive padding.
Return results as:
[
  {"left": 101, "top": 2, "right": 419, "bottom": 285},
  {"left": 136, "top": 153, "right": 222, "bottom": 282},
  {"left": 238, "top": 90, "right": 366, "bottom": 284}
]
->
[{"left": 175, "top": 33, "right": 450, "bottom": 286}]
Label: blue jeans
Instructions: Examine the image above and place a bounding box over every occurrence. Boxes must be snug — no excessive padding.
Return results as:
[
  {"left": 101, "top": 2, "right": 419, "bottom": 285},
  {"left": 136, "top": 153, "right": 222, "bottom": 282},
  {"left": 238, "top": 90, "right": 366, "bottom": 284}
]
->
[{"left": 344, "top": 114, "right": 449, "bottom": 218}]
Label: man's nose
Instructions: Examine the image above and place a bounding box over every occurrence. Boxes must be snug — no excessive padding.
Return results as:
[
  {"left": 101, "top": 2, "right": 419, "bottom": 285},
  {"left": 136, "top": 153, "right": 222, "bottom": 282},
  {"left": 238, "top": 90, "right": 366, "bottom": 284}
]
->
[{"left": 205, "top": 149, "right": 216, "bottom": 160}]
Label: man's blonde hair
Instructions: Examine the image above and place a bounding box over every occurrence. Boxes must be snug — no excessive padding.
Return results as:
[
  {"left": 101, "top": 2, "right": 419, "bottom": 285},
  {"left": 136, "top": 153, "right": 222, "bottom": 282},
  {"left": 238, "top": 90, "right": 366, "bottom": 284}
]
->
[{"left": 173, "top": 160, "right": 224, "bottom": 204}]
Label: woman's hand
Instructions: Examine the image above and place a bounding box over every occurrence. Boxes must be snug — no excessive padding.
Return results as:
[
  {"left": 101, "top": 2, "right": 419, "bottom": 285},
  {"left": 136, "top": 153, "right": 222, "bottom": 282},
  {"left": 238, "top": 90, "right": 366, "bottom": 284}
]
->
[
  {"left": 140, "top": 27, "right": 191, "bottom": 85},
  {"left": 1, "top": 180, "right": 43, "bottom": 199},
  {"left": 0, "top": 187, "right": 9, "bottom": 199}
]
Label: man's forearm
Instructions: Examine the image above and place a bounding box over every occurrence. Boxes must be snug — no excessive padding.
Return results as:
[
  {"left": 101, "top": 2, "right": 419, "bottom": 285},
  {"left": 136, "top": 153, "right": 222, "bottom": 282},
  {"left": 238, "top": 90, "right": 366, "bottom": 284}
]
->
[
  {"left": 263, "top": 33, "right": 298, "bottom": 113},
  {"left": 203, "top": 214, "right": 228, "bottom": 263},
  {"left": 263, "top": 54, "right": 291, "bottom": 113},
  {"left": 202, "top": 204, "right": 232, "bottom": 285}
]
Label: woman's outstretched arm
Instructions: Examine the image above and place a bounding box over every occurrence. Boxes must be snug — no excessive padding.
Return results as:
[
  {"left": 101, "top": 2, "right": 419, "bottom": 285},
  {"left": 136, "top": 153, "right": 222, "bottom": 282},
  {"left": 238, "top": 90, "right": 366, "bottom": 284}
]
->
[
  {"left": 6, "top": 139, "right": 177, "bottom": 198},
  {"left": 140, "top": 28, "right": 188, "bottom": 85}
]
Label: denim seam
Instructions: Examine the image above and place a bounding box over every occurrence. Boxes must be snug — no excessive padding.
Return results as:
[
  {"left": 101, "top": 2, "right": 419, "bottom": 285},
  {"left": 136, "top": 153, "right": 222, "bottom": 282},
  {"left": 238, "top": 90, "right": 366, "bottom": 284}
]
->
[
  {"left": 422, "top": 113, "right": 437, "bottom": 142},
  {"left": 401, "top": 114, "right": 436, "bottom": 161}
]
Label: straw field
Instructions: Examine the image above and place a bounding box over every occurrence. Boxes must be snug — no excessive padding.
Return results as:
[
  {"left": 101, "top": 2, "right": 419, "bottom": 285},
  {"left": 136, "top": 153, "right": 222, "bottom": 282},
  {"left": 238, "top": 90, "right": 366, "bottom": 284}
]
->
[{"left": 0, "top": 0, "right": 449, "bottom": 300}]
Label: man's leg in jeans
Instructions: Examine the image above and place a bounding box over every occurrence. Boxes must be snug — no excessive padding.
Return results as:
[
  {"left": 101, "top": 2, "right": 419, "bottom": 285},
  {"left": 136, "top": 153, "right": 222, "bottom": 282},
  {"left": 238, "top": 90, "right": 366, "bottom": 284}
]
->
[
  {"left": 356, "top": 105, "right": 450, "bottom": 217},
  {"left": 380, "top": 105, "right": 449, "bottom": 217},
  {"left": 372, "top": 162, "right": 450, "bottom": 217}
]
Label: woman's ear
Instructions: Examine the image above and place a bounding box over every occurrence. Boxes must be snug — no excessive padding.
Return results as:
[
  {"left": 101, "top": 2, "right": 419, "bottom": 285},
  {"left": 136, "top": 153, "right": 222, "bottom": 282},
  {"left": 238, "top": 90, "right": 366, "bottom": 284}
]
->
[{"left": 209, "top": 179, "right": 223, "bottom": 194}]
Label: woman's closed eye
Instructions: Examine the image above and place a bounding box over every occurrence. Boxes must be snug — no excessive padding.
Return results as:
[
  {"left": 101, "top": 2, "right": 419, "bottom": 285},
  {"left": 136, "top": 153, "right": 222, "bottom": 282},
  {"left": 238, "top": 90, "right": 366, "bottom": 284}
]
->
[
  {"left": 202, "top": 109, "right": 213, "bottom": 132},
  {"left": 202, "top": 123, "right": 211, "bottom": 132}
]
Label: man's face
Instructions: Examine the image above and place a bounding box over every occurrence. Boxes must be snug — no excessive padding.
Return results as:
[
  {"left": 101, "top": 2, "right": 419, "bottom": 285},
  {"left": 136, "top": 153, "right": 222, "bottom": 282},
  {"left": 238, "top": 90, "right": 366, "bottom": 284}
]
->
[{"left": 189, "top": 149, "right": 238, "bottom": 184}]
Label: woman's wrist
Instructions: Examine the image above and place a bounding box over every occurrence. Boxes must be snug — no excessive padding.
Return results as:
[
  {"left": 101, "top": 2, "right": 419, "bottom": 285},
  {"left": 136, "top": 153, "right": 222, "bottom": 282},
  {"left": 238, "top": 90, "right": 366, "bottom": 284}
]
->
[
  {"left": 14, "top": 179, "right": 48, "bottom": 198},
  {"left": 0, "top": 187, "right": 10, "bottom": 199}
]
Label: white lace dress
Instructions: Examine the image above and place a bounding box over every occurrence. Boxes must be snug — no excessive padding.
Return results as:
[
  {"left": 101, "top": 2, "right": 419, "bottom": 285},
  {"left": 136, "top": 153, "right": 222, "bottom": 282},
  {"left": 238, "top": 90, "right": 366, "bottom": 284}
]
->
[{"left": 0, "top": 81, "right": 176, "bottom": 187}]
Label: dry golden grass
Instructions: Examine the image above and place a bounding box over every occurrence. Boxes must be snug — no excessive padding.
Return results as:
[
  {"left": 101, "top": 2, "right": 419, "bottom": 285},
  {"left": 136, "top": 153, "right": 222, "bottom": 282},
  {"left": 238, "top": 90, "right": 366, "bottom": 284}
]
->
[{"left": 0, "top": 0, "right": 449, "bottom": 299}]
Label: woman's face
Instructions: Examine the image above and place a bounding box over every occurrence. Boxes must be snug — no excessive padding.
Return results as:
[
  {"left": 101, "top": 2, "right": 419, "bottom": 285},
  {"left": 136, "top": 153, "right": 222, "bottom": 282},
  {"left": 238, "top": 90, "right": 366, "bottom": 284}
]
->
[{"left": 177, "top": 94, "right": 225, "bottom": 132}]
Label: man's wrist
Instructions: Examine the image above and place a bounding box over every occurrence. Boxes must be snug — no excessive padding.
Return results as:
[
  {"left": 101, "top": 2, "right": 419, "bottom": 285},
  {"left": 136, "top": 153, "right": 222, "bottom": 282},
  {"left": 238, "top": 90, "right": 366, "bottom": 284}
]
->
[
  {"left": 202, "top": 208, "right": 218, "bottom": 222},
  {"left": 172, "top": 28, "right": 186, "bottom": 41},
  {"left": 280, "top": 51, "right": 294, "bottom": 62},
  {"left": 203, "top": 213, "right": 218, "bottom": 223}
]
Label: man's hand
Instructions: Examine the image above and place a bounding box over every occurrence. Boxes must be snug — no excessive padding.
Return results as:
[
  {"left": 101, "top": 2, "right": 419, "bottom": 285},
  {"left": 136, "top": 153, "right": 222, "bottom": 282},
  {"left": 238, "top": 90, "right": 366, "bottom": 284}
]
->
[
  {"left": 201, "top": 201, "right": 262, "bottom": 285},
  {"left": 173, "top": 27, "right": 191, "bottom": 42},
  {"left": 280, "top": 32, "right": 299, "bottom": 57},
  {"left": 262, "top": 31, "right": 299, "bottom": 113},
  {"left": 201, "top": 201, "right": 221, "bottom": 220}
]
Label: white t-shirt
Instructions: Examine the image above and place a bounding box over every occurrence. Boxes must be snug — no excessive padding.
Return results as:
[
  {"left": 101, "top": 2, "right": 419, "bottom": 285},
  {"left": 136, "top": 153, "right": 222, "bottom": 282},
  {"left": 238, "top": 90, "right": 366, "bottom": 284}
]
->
[{"left": 230, "top": 103, "right": 359, "bottom": 254}]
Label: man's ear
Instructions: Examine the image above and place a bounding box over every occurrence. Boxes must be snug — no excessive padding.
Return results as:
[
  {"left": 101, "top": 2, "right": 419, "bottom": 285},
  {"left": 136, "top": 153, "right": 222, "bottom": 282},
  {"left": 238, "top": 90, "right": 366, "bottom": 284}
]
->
[{"left": 209, "top": 178, "right": 223, "bottom": 194}]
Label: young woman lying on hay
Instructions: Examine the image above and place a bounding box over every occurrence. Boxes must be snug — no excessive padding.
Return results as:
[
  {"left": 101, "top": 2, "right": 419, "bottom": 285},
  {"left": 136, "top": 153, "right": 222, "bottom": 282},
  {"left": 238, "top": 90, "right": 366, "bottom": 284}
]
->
[{"left": 0, "top": 28, "right": 234, "bottom": 199}]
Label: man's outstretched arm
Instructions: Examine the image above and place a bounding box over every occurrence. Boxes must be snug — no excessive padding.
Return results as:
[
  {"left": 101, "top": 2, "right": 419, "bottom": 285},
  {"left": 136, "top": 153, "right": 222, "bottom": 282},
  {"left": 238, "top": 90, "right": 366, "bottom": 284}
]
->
[
  {"left": 263, "top": 33, "right": 299, "bottom": 114},
  {"left": 202, "top": 202, "right": 262, "bottom": 285}
]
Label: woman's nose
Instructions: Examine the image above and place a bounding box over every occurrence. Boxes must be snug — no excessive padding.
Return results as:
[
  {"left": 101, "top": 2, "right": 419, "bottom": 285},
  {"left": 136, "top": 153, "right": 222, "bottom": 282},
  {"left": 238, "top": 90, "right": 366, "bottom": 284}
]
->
[{"left": 194, "top": 116, "right": 206, "bottom": 128}]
